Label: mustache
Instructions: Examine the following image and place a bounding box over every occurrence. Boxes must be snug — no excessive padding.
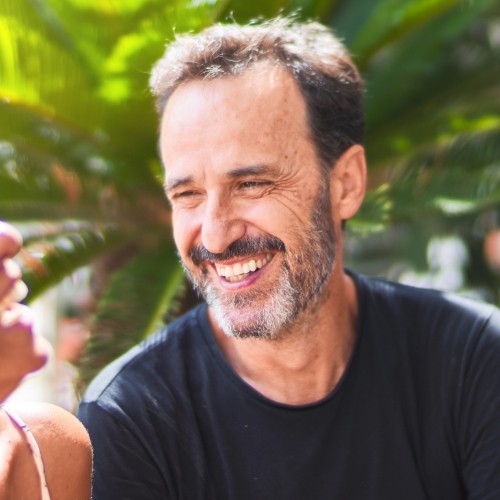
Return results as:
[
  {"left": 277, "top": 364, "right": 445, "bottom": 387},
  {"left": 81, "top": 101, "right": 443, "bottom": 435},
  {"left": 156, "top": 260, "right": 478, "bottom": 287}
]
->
[{"left": 189, "top": 236, "right": 285, "bottom": 265}]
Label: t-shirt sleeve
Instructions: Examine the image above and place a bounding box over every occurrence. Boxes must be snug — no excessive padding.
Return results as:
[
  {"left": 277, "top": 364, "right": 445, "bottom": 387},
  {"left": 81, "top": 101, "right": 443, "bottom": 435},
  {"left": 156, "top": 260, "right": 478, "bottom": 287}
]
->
[
  {"left": 458, "top": 309, "right": 500, "bottom": 499},
  {"left": 78, "top": 401, "right": 176, "bottom": 500}
]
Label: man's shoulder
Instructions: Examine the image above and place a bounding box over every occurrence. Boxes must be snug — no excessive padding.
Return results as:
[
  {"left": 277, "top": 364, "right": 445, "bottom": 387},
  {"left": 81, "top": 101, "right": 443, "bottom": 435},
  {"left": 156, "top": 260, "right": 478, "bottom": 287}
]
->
[
  {"left": 353, "top": 272, "right": 500, "bottom": 389},
  {"left": 354, "top": 272, "right": 499, "bottom": 347},
  {"left": 358, "top": 272, "right": 497, "bottom": 320},
  {"left": 81, "top": 303, "right": 208, "bottom": 405}
]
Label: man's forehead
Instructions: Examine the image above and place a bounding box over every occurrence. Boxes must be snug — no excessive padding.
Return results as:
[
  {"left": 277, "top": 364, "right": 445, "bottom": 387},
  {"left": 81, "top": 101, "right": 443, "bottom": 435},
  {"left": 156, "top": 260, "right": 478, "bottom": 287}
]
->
[
  {"left": 162, "top": 64, "right": 303, "bottom": 122},
  {"left": 160, "top": 67, "right": 308, "bottom": 152},
  {"left": 158, "top": 63, "right": 313, "bottom": 181}
]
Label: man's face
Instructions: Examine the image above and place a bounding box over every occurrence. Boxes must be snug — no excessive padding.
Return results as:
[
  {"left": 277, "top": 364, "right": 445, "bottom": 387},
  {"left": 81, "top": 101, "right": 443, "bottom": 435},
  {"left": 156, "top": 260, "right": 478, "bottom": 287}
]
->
[{"left": 160, "top": 65, "right": 338, "bottom": 339}]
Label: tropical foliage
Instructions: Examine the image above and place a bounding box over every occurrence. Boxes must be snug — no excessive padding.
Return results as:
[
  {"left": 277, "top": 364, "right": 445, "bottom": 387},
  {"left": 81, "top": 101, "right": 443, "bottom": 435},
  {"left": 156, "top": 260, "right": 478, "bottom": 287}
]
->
[{"left": 1, "top": 0, "right": 499, "bottom": 387}]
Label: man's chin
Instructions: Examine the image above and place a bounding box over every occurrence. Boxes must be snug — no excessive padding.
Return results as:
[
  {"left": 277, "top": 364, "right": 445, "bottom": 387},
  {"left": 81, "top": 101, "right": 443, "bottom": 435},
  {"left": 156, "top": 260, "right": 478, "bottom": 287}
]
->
[
  {"left": 211, "top": 306, "right": 261, "bottom": 339},
  {"left": 200, "top": 272, "right": 299, "bottom": 339},
  {"left": 209, "top": 301, "right": 294, "bottom": 340}
]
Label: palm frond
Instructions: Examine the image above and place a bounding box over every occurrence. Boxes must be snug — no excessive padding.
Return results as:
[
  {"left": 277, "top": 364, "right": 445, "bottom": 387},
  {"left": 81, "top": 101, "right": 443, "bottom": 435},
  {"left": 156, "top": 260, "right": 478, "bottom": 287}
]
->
[
  {"left": 20, "top": 226, "right": 131, "bottom": 301},
  {"left": 77, "top": 239, "right": 183, "bottom": 388},
  {"left": 387, "top": 130, "right": 500, "bottom": 222}
]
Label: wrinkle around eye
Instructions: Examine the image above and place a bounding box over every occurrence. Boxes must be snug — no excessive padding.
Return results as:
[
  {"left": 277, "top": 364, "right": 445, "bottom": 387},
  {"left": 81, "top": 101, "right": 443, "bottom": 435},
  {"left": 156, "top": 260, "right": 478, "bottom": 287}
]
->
[
  {"left": 170, "top": 190, "right": 204, "bottom": 208},
  {"left": 267, "top": 188, "right": 312, "bottom": 224},
  {"left": 237, "top": 180, "right": 274, "bottom": 197}
]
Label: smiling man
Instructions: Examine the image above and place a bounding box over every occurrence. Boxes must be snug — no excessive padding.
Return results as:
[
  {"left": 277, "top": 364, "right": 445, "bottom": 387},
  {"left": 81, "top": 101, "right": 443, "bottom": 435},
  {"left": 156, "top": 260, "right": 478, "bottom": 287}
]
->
[
  {"left": 78, "top": 18, "right": 500, "bottom": 500},
  {"left": 162, "top": 63, "right": 353, "bottom": 347}
]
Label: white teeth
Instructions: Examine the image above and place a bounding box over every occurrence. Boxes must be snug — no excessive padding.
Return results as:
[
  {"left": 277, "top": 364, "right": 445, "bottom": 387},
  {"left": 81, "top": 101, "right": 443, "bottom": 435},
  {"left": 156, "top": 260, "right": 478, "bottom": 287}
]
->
[{"left": 215, "top": 254, "right": 273, "bottom": 279}]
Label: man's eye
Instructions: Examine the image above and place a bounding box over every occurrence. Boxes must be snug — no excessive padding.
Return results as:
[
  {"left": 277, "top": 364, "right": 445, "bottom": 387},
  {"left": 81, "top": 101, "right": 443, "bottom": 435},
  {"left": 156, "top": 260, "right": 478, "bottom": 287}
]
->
[
  {"left": 174, "top": 190, "right": 197, "bottom": 199},
  {"left": 240, "top": 180, "right": 270, "bottom": 189},
  {"left": 168, "top": 190, "right": 202, "bottom": 207}
]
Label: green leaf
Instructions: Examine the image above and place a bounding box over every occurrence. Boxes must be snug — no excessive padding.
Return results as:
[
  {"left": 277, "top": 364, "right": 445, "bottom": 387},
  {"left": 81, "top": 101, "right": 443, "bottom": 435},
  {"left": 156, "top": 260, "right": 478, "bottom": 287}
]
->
[
  {"left": 363, "top": 0, "right": 500, "bottom": 165},
  {"left": 349, "top": 0, "right": 462, "bottom": 64},
  {"left": 286, "top": 0, "right": 341, "bottom": 20},
  {"left": 386, "top": 130, "right": 500, "bottom": 222},
  {"left": 350, "top": 183, "right": 392, "bottom": 235},
  {"left": 78, "top": 239, "right": 183, "bottom": 388},
  {"left": 21, "top": 227, "right": 131, "bottom": 301}
]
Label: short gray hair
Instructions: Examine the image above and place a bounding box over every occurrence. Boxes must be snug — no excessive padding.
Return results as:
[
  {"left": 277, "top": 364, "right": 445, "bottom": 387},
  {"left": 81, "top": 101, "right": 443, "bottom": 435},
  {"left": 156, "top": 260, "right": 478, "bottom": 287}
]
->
[{"left": 150, "top": 17, "right": 364, "bottom": 168}]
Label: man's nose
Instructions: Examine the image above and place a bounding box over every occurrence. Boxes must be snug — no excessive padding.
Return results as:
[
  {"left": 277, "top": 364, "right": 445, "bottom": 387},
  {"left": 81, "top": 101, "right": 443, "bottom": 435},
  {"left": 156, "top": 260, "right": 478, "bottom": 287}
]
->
[{"left": 201, "top": 198, "right": 245, "bottom": 255}]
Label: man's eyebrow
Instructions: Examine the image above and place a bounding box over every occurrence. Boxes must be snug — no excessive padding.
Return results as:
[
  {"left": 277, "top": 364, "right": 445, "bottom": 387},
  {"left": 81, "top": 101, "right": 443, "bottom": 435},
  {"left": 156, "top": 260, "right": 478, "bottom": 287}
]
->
[
  {"left": 163, "top": 176, "right": 193, "bottom": 193},
  {"left": 226, "top": 165, "right": 274, "bottom": 178}
]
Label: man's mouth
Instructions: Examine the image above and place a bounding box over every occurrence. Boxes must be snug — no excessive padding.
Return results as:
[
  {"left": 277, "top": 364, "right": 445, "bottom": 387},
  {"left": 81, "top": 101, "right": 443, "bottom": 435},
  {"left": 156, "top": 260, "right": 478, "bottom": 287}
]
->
[{"left": 214, "top": 253, "right": 273, "bottom": 283}]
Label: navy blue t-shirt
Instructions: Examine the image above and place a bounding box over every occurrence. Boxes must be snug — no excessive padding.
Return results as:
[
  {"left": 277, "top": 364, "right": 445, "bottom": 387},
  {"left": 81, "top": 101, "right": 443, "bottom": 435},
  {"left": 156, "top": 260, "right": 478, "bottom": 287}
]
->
[{"left": 78, "top": 273, "right": 500, "bottom": 499}]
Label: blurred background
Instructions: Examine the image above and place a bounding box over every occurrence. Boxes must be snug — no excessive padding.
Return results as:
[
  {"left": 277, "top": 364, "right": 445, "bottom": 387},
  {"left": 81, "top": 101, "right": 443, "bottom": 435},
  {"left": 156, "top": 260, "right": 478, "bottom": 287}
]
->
[{"left": 1, "top": 0, "right": 499, "bottom": 409}]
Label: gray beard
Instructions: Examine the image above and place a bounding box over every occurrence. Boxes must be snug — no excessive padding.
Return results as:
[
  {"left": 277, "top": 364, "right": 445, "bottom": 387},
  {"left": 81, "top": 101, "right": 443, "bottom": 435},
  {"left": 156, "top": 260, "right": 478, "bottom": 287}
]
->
[{"left": 183, "top": 180, "right": 336, "bottom": 340}]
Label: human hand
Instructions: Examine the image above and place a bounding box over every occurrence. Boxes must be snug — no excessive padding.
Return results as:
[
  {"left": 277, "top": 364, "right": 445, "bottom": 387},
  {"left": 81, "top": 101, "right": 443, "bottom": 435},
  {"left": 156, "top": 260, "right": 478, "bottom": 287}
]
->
[{"left": 0, "top": 221, "right": 50, "bottom": 402}]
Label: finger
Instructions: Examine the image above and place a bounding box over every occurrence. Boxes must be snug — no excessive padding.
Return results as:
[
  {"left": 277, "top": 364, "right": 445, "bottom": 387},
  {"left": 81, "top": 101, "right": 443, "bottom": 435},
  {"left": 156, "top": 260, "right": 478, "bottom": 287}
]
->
[
  {"left": 0, "top": 221, "right": 23, "bottom": 260},
  {"left": 0, "top": 334, "right": 50, "bottom": 401},
  {"left": 32, "top": 334, "right": 52, "bottom": 369},
  {"left": 0, "top": 302, "right": 34, "bottom": 328},
  {"left": 0, "top": 305, "right": 50, "bottom": 401},
  {"left": 0, "top": 259, "right": 23, "bottom": 305},
  {"left": 0, "top": 304, "right": 50, "bottom": 366},
  {"left": 0, "top": 281, "right": 28, "bottom": 311},
  {"left": 0, "top": 281, "right": 28, "bottom": 315},
  {"left": 11, "top": 280, "right": 28, "bottom": 302}
]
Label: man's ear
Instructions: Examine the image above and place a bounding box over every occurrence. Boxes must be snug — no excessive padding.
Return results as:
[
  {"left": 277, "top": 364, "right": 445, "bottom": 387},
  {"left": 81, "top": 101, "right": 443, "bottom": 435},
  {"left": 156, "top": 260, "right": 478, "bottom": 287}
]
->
[{"left": 329, "top": 145, "right": 367, "bottom": 221}]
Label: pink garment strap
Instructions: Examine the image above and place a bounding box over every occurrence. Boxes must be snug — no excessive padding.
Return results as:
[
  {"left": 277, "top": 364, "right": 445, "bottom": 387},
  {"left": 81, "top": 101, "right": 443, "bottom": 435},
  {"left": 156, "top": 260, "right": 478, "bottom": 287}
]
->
[{"left": 2, "top": 405, "right": 51, "bottom": 500}]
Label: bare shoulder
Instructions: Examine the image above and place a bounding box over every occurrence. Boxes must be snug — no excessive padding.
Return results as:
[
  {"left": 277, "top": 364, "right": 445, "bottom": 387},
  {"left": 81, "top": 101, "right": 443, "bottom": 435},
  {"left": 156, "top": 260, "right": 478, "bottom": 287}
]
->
[
  {"left": 14, "top": 402, "right": 91, "bottom": 446},
  {"left": 13, "top": 402, "right": 92, "bottom": 500}
]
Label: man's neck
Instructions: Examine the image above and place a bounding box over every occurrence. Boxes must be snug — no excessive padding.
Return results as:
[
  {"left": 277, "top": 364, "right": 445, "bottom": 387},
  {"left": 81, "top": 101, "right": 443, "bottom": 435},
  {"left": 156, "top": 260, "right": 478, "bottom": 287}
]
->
[{"left": 209, "top": 270, "right": 359, "bottom": 405}]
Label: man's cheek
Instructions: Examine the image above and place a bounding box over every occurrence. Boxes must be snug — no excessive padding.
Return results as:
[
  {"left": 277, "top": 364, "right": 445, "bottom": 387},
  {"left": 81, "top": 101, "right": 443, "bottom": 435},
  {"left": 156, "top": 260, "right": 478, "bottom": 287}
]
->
[{"left": 182, "top": 253, "right": 207, "bottom": 278}]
